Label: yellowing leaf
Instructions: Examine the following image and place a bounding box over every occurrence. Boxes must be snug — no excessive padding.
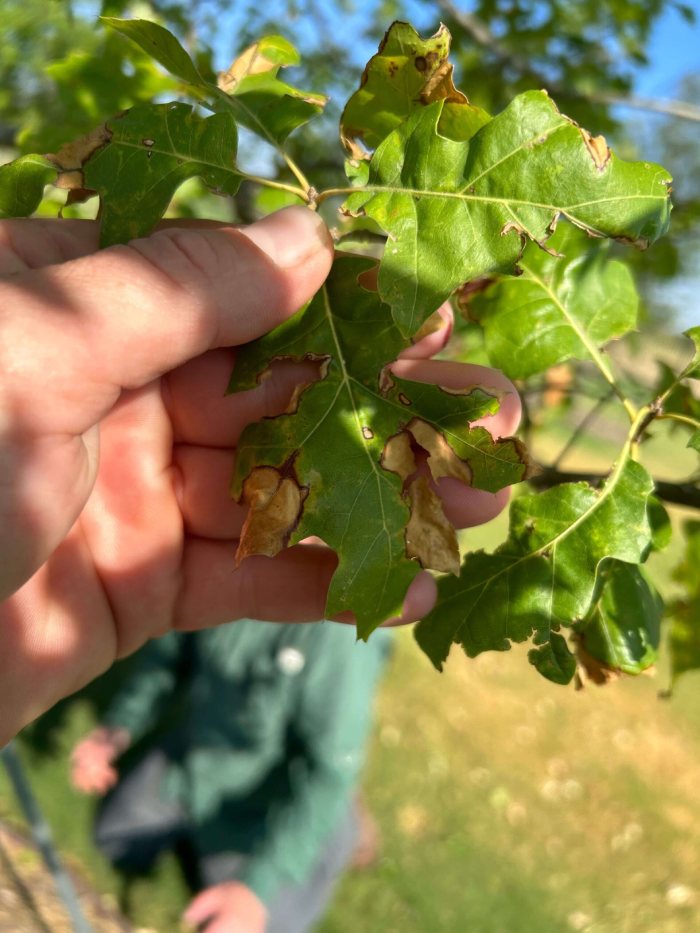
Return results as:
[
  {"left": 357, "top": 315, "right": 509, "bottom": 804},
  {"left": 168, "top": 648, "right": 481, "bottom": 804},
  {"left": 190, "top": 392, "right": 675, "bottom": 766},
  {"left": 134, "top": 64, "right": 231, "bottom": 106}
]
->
[
  {"left": 341, "top": 21, "right": 489, "bottom": 158},
  {"left": 216, "top": 36, "right": 326, "bottom": 145},
  {"left": 218, "top": 35, "right": 301, "bottom": 91}
]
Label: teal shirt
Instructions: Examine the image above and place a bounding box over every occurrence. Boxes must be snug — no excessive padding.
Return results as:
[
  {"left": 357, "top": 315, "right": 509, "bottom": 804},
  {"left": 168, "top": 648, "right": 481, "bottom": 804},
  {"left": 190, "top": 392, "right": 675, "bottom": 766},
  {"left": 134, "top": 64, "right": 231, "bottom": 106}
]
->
[{"left": 102, "top": 620, "right": 391, "bottom": 903}]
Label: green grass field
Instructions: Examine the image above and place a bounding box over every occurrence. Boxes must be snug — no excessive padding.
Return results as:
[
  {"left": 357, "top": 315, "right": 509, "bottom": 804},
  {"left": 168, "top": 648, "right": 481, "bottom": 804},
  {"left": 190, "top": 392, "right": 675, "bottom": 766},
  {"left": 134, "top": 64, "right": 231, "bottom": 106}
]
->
[{"left": 2, "top": 414, "right": 699, "bottom": 933}]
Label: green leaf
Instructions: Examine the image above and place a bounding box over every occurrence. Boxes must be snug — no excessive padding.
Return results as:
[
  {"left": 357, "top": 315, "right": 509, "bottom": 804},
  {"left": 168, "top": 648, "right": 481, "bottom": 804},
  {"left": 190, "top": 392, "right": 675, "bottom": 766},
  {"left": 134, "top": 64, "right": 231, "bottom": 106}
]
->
[
  {"left": 345, "top": 92, "right": 671, "bottom": 336},
  {"left": 340, "top": 21, "right": 489, "bottom": 158},
  {"left": 579, "top": 561, "right": 661, "bottom": 675},
  {"left": 102, "top": 19, "right": 324, "bottom": 146},
  {"left": 669, "top": 521, "right": 700, "bottom": 684},
  {"left": 216, "top": 35, "right": 326, "bottom": 145},
  {"left": 229, "top": 256, "right": 528, "bottom": 638},
  {"left": 0, "top": 155, "right": 57, "bottom": 217},
  {"left": 689, "top": 430, "right": 700, "bottom": 453},
  {"left": 470, "top": 223, "right": 638, "bottom": 379},
  {"left": 657, "top": 360, "right": 700, "bottom": 422},
  {"left": 683, "top": 326, "right": 700, "bottom": 379},
  {"left": 81, "top": 103, "right": 242, "bottom": 246},
  {"left": 101, "top": 17, "right": 206, "bottom": 89},
  {"left": 415, "top": 459, "right": 655, "bottom": 676},
  {"left": 528, "top": 632, "right": 576, "bottom": 685},
  {"left": 647, "top": 496, "right": 672, "bottom": 551}
]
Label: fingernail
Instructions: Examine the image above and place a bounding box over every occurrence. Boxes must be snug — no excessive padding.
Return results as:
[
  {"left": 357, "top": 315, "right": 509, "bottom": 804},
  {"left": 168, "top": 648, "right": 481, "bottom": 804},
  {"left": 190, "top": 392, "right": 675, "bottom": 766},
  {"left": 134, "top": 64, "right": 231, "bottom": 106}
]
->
[{"left": 240, "top": 206, "right": 332, "bottom": 268}]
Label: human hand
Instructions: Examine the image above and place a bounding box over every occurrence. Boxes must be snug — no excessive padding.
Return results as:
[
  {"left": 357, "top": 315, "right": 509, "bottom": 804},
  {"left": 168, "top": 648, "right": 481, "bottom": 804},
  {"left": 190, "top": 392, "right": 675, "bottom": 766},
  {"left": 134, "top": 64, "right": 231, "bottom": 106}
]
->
[
  {"left": 183, "top": 881, "right": 267, "bottom": 933},
  {"left": 0, "top": 208, "right": 520, "bottom": 744},
  {"left": 70, "top": 726, "right": 131, "bottom": 795}
]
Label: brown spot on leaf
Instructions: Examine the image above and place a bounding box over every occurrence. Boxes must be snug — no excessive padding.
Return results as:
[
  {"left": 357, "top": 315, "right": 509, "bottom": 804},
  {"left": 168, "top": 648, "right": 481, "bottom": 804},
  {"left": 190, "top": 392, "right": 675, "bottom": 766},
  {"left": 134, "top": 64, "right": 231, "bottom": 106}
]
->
[
  {"left": 415, "top": 55, "right": 428, "bottom": 72},
  {"left": 362, "top": 425, "right": 374, "bottom": 440},
  {"left": 407, "top": 419, "right": 472, "bottom": 485},
  {"left": 218, "top": 40, "right": 327, "bottom": 103},
  {"left": 342, "top": 134, "right": 370, "bottom": 162},
  {"left": 581, "top": 129, "right": 611, "bottom": 171},
  {"left": 63, "top": 188, "right": 95, "bottom": 208},
  {"left": 572, "top": 633, "right": 621, "bottom": 688},
  {"left": 237, "top": 467, "right": 306, "bottom": 562},
  {"left": 381, "top": 431, "right": 416, "bottom": 481},
  {"left": 456, "top": 277, "right": 496, "bottom": 320},
  {"left": 438, "top": 383, "right": 499, "bottom": 401},
  {"left": 518, "top": 442, "right": 541, "bottom": 482},
  {"left": 419, "top": 61, "right": 468, "bottom": 107},
  {"left": 411, "top": 307, "right": 444, "bottom": 343},
  {"left": 218, "top": 42, "right": 274, "bottom": 92},
  {"left": 282, "top": 357, "right": 329, "bottom": 414},
  {"left": 398, "top": 393, "right": 412, "bottom": 406},
  {"left": 357, "top": 266, "right": 379, "bottom": 291},
  {"left": 615, "top": 234, "right": 650, "bottom": 250},
  {"left": 405, "top": 475, "right": 460, "bottom": 575},
  {"left": 47, "top": 124, "right": 112, "bottom": 190},
  {"left": 142, "top": 138, "right": 155, "bottom": 147}
]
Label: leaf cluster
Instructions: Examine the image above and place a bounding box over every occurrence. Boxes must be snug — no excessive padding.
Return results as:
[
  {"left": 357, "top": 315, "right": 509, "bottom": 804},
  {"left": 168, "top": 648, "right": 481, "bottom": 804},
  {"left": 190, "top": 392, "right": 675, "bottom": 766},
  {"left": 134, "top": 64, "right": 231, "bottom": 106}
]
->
[{"left": 0, "top": 16, "right": 697, "bottom": 687}]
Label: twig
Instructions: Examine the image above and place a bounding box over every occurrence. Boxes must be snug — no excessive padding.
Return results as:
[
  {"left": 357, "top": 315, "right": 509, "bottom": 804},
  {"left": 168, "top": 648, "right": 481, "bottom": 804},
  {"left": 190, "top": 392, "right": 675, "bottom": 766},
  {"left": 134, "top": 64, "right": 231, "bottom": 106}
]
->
[
  {"left": 551, "top": 388, "right": 615, "bottom": 469},
  {"left": 583, "top": 91, "right": 700, "bottom": 124},
  {"left": 529, "top": 466, "right": 700, "bottom": 510}
]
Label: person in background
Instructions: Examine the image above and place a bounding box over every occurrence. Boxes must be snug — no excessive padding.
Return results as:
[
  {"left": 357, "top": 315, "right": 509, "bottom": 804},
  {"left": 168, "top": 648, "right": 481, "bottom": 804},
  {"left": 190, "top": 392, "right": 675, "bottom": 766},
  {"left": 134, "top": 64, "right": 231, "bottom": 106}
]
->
[{"left": 71, "top": 618, "right": 390, "bottom": 933}]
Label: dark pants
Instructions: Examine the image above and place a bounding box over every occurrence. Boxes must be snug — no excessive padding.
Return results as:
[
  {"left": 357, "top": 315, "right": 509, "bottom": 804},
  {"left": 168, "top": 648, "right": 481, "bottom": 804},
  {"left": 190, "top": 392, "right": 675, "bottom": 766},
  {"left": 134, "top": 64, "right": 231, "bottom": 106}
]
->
[{"left": 94, "top": 748, "right": 358, "bottom": 933}]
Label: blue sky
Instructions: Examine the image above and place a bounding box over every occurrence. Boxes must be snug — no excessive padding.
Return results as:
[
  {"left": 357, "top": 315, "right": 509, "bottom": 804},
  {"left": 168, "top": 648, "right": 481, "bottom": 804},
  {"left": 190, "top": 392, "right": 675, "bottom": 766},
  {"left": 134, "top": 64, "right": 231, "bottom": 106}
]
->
[
  {"left": 632, "top": 0, "right": 700, "bottom": 97},
  {"left": 213, "top": 0, "right": 700, "bottom": 99}
]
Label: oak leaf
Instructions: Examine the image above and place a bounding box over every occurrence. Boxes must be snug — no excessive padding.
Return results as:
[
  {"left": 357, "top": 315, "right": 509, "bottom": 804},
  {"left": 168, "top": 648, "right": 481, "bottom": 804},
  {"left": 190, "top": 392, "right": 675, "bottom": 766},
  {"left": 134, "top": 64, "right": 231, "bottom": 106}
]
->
[{"left": 229, "top": 255, "right": 528, "bottom": 636}]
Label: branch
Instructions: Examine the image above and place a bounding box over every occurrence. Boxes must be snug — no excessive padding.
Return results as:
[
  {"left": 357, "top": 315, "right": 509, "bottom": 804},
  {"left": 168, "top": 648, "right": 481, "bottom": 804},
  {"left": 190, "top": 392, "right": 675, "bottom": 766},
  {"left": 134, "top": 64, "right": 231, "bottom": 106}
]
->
[
  {"left": 586, "top": 91, "right": 700, "bottom": 124},
  {"left": 529, "top": 466, "right": 700, "bottom": 511},
  {"left": 437, "top": 0, "right": 700, "bottom": 124},
  {"left": 551, "top": 389, "right": 615, "bottom": 469}
]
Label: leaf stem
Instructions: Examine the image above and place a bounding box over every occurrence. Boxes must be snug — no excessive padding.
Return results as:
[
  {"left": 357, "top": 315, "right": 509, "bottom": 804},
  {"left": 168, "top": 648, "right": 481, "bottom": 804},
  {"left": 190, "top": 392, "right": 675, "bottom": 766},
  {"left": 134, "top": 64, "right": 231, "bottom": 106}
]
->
[
  {"left": 212, "top": 87, "right": 314, "bottom": 196},
  {"left": 659, "top": 412, "right": 700, "bottom": 431},
  {"left": 281, "top": 153, "right": 313, "bottom": 194},
  {"left": 551, "top": 388, "right": 615, "bottom": 469},
  {"left": 529, "top": 468, "right": 700, "bottom": 511},
  {"left": 241, "top": 173, "right": 309, "bottom": 202},
  {"left": 316, "top": 187, "right": 357, "bottom": 204}
]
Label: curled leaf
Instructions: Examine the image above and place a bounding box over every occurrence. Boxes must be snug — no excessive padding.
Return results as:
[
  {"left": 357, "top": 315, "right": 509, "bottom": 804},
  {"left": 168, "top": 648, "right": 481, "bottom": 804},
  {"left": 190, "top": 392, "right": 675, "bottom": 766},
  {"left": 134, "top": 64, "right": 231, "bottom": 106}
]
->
[
  {"left": 341, "top": 21, "right": 489, "bottom": 158},
  {"left": 577, "top": 561, "right": 662, "bottom": 677},
  {"left": 217, "top": 35, "right": 326, "bottom": 144},
  {"left": 0, "top": 155, "right": 57, "bottom": 218}
]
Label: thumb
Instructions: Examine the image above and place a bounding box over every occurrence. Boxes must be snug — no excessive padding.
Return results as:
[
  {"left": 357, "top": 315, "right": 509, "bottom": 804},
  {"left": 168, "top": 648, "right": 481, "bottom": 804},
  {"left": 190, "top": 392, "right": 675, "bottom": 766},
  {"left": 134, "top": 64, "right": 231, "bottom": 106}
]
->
[{"left": 0, "top": 206, "right": 333, "bottom": 435}]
